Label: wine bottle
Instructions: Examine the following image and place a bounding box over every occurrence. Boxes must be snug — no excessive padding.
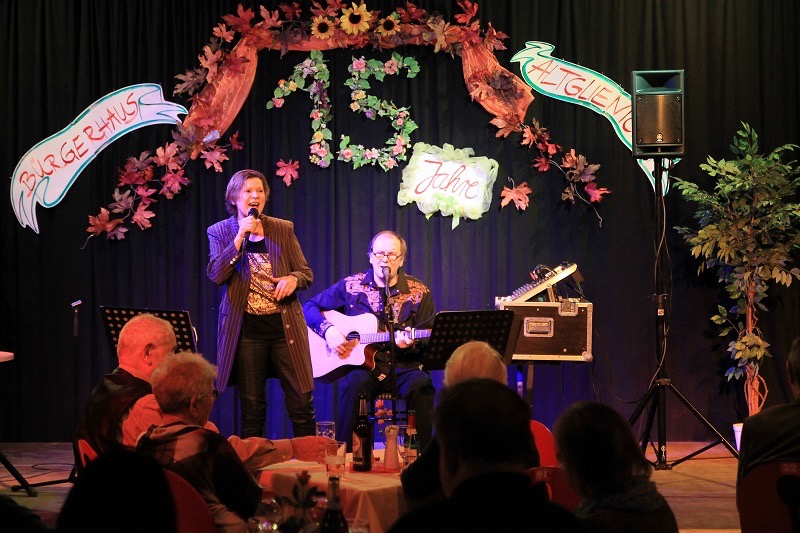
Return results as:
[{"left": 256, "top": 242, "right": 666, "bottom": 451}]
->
[
  {"left": 405, "top": 409, "right": 419, "bottom": 466},
  {"left": 320, "top": 477, "right": 348, "bottom": 533},
  {"left": 352, "top": 394, "right": 373, "bottom": 471}
]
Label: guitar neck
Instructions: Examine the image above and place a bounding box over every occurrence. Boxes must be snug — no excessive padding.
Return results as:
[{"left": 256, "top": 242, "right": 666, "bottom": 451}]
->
[{"left": 359, "top": 328, "right": 431, "bottom": 345}]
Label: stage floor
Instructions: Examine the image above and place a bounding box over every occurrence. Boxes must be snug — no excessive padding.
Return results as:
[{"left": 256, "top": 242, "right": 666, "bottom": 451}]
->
[{"left": 0, "top": 441, "right": 741, "bottom": 532}]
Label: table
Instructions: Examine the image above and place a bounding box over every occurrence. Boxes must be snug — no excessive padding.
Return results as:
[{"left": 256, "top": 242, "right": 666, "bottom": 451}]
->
[{"left": 259, "top": 452, "right": 406, "bottom": 533}]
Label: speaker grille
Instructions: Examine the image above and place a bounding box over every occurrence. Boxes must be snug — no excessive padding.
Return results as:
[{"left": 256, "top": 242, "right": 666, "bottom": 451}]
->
[{"left": 635, "top": 94, "right": 683, "bottom": 146}]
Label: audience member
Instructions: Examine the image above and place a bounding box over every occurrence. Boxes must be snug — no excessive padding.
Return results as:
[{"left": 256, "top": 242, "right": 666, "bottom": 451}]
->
[
  {"left": 76, "top": 313, "right": 328, "bottom": 471},
  {"left": 136, "top": 352, "right": 264, "bottom": 533},
  {"left": 554, "top": 401, "right": 678, "bottom": 533},
  {"left": 400, "top": 341, "right": 533, "bottom": 505},
  {"left": 389, "top": 379, "right": 582, "bottom": 532},
  {"left": 737, "top": 336, "right": 800, "bottom": 484},
  {"left": 56, "top": 448, "right": 176, "bottom": 532}
]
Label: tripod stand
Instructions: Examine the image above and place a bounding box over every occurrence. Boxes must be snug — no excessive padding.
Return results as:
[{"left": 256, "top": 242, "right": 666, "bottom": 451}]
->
[
  {"left": 628, "top": 157, "right": 738, "bottom": 469},
  {"left": 12, "top": 302, "right": 83, "bottom": 492}
]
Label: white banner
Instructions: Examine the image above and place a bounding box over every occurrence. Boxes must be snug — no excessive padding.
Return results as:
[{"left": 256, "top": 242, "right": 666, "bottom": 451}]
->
[
  {"left": 10, "top": 84, "right": 187, "bottom": 233},
  {"left": 512, "top": 41, "right": 670, "bottom": 193}
]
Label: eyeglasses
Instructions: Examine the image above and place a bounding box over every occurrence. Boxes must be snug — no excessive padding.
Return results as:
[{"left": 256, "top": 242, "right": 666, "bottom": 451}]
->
[
  {"left": 371, "top": 251, "right": 402, "bottom": 261},
  {"left": 201, "top": 389, "right": 220, "bottom": 401}
]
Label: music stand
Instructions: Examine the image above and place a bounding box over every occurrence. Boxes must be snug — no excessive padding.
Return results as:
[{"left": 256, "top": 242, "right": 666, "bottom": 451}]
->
[
  {"left": 424, "top": 310, "right": 515, "bottom": 371},
  {"left": 100, "top": 306, "right": 197, "bottom": 354}
]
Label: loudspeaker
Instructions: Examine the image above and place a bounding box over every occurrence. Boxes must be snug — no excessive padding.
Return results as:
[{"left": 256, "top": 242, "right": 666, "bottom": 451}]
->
[{"left": 632, "top": 70, "right": 684, "bottom": 158}]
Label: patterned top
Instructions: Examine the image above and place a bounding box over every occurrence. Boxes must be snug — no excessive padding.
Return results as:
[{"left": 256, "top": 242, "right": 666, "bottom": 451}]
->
[
  {"left": 303, "top": 269, "right": 434, "bottom": 368},
  {"left": 245, "top": 241, "right": 279, "bottom": 315}
]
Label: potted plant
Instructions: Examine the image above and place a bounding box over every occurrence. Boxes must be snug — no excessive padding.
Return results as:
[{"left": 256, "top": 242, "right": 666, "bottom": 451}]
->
[{"left": 674, "top": 122, "right": 800, "bottom": 417}]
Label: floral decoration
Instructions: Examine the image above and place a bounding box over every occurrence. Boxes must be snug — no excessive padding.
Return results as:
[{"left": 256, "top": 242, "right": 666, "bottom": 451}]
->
[
  {"left": 337, "top": 54, "right": 419, "bottom": 171},
  {"left": 267, "top": 50, "right": 334, "bottom": 169},
  {"left": 272, "top": 470, "right": 322, "bottom": 531},
  {"left": 89, "top": 0, "right": 606, "bottom": 240}
]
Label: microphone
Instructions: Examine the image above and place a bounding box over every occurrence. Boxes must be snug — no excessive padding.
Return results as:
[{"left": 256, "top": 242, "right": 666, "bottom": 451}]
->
[
  {"left": 381, "top": 266, "right": 390, "bottom": 279},
  {"left": 243, "top": 207, "right": 259, "bottom": 250}
]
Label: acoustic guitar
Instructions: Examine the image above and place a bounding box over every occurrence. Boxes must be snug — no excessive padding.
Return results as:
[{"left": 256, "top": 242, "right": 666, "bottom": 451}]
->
[{"left": 307, "top": 310, "right": 431, "bottom": 384}]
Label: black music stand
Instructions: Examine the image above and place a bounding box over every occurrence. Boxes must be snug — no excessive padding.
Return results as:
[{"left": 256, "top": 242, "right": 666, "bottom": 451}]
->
[
  {"left": 424, "top": 310, "right": 515, "bottom": 371},
  {"left": 100, "top": 306, "right": 197, "bottom": 354}
]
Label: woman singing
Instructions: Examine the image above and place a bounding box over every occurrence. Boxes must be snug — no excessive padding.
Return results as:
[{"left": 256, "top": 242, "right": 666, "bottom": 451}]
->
[{"left": 207, "top": 169, "right": 316, "bottom": 437}]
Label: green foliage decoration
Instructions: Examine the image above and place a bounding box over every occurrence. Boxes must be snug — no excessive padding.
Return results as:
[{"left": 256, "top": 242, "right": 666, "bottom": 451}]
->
[{"left": 674, "top": 122, "right": 800, "bottom": 415}]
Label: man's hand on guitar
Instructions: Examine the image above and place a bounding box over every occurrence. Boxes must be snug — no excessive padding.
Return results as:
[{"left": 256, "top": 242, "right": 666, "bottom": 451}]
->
[
  {"left": 325, "top": 327, "right": 355, "bottom": 359},
  {"left": 394, "top": 327, "right": 414, "bottom": 349}
]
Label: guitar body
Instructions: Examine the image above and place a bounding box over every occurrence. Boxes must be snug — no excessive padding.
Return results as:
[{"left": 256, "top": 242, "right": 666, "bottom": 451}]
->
[{"left": 307, "top": 310, "right": 380, "bottom": 384}]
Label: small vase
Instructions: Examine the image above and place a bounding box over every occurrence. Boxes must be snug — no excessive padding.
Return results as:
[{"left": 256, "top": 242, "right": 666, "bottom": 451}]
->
[{"left": 384, "top": 424, "right": 400, "bottom": 471}]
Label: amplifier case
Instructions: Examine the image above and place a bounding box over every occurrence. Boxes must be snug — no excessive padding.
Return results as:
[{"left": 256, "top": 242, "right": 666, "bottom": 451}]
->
[{"left": 499, "top": 301, "right": 593, "bottom": 362}]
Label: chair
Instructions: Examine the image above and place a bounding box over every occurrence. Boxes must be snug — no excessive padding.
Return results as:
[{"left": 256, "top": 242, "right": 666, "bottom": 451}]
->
[
  {"left": 530, "top": 419, "right": 558, "bottom": 467},
  {"left": 526, "top": 465, "right": 583, "bottom": 511},
  {"left": 737, "top": 461, "right": 800, "bottom": 533},
  {"left": 74, "top": 439, "right": 99, "bottom": 470},
  {"left": 162, "top": 469, "right": 216, "bottom": 533}
]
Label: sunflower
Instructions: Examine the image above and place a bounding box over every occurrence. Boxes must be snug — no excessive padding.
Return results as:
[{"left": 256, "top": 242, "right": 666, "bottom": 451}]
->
[
  {"left": 310, "top": 16, "right": 336, "bottom": 40},
  {"left": 376, "top": 14, "right": 399, "bottom": 37},
  {"left": 340, "top": 2, "right": 372, "bottom": 36}
]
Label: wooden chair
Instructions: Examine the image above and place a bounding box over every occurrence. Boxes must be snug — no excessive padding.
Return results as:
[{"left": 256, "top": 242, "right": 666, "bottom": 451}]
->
[
  {"left": 162, "top": 469, "right": 216, "bottom": 533},
  {"left": 530, "top": 419, "right": 558, "bottom": 467},
  {"left": 526, "top": 465, "right": 583, "bottom": 511},
  {"left": 737, "top": 461, "right": 800, "bottom": 533}
]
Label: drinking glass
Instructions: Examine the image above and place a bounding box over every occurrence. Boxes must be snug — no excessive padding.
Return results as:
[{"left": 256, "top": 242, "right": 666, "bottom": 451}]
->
[
  {"left": 347, "top": 517, "right": 370, "bottom": 532},
  {"left": 325, "top": 440, "right": 347, "bottom": 478},
  {"left": 247, "top": 496, "right": 281, "bottom": 532},
  {"left": 316, "top": 421, "right": 336, "bottom": 440},
  {"left": 396, "top": 424, "right": 409, "bottom": 465}
]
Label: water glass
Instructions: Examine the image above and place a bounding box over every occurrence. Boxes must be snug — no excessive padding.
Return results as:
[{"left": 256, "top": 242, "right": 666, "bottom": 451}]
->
[
  {"left": 325, "top": 440, "right": 347, "bottom": 478},
  {"left": 348, "top": 517, "right": 370, "bottom": 532},
  {"left": 316, "top": 420, "right": 336, "bottom": 440},
  {"left": 396, "top": 425, "right": 409, "bottom": 464}
]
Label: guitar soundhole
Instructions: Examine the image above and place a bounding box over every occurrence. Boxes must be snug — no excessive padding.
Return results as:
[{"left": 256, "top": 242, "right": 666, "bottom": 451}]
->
[{"left": 345, "top": 332, "right": 360, "bottom": 344}]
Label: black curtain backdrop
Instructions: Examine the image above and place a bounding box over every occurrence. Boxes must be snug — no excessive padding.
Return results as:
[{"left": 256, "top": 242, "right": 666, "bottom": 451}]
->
[{"left": 2, "top": 0, "right": 799, "bottom": 443}]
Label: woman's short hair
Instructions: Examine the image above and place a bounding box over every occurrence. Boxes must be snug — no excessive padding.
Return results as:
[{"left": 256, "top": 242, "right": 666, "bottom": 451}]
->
[
  {"left": 224, "top": 169, "right": 270, "bottom": 215},
  {"left": 151, "top": 351, "right": 218, "bottom": 414},
  {"left": 554, "top": 401, "right": 651, "bottom": 498}
]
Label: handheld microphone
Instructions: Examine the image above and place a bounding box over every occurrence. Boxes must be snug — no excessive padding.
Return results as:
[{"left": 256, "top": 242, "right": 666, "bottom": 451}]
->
[{"left": 243, "top": 207, "right": 259, "bottom": 250}]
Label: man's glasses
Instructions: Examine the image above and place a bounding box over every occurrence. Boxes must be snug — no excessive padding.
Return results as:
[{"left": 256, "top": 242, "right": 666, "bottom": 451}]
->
[
  {"left": 201, "top": 389, "right": 220, "bottom": 401},
  {"left": 371, "top": 251, "right": 401, "bottom": 261}
]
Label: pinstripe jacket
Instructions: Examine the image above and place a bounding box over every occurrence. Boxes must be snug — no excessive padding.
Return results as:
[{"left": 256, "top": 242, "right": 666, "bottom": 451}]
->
[{"left": 207, "top": 215, "right": 314, "bottom": 393}]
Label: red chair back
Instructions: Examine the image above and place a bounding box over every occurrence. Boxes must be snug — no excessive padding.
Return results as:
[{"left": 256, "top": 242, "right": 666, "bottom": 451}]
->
[
  {"left": 526, "top": 465, "right": 583, "bottom": 511},
  {"left": 737, "top": 461, "right": 800, "bottom": 533},
  {"left": 74, "top": 438, "right": 99, "bottom": 471},
  {"left": 163, "top": 469, "right": 216, "bottom": 533},
  {"left": 530, "top": 420, "right": 558, "bottom": 467}
]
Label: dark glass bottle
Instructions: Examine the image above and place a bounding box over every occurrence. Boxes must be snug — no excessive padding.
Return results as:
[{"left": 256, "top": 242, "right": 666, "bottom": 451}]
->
[
  {"left": 352, "top": 394, "right": 373, "bottom": 471},
  {"left": 320, "top": 477, "right": 348, "bottom": 533},
  {"left": 405, "top": 409, "right": 419, "bottom": 466}
]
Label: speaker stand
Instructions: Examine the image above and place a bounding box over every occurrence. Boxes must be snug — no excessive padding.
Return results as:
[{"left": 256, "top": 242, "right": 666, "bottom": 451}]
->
[{"left": 628, "top": 156, "right": 738, "bottom": 469}]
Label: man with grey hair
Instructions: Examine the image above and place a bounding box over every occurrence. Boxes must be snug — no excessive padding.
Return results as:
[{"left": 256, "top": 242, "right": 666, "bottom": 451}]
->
[
  {"left": 137, "top": 352, "right": 260, "bottom": 532},
  {"left": 76, "top": 313, "right": 177, "bottom": 456},
  {"left": 304, "top": 230, "right": 435, "bottom": 451},
  {"left": 737, "top": 336, "right": 800, "bottom": 484},
  {"left": 400, "top": 341, "right": 536, "bottom": 504},
  {"left": 77, "top": 313, "right": 329, "bottom": 470},
  {"left": 389, "top": 380, "right": 580, "bottom": 532}
]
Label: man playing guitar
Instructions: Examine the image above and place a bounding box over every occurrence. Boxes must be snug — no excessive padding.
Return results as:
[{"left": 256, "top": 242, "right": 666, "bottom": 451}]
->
[{"left": 303, "top": 230, "right": 435, "bottom": 451}]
